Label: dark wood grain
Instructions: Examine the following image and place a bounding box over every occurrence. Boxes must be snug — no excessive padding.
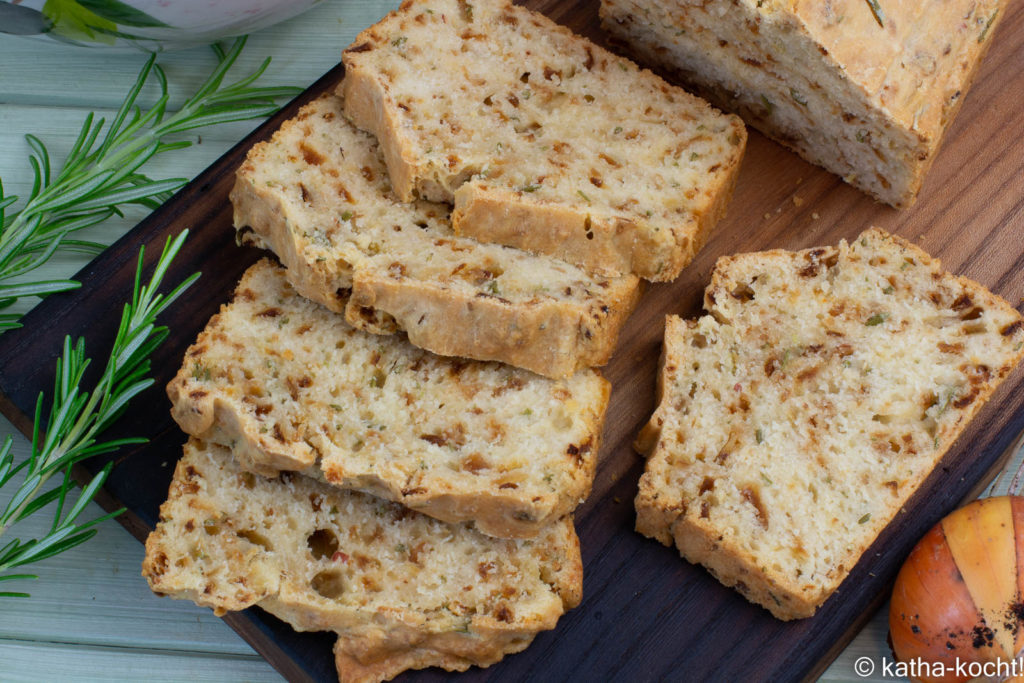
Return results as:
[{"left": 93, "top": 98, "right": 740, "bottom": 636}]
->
[{"left": 1, "top": 1, "right": 1023, "bottom": 682}]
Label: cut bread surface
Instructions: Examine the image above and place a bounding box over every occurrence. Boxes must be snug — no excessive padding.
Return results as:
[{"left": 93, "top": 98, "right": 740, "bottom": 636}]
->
[
  {"left": 168, "top": 259, "right": 608, "bottom": 539},
  {"left": 143, "top": 440, "right": 582, "bottom": 683},
  {"left": 231, "top": 92, "right": 640, "bottom": 379},
  {"left": 600, "top": 0, "right": 1005, "bottom": 208},
  {"left": 636, "top": 228, "right": 1024, "bottom": 619},
  {"left": 341, "top": 0, "right": 745, "bottom": 281}
]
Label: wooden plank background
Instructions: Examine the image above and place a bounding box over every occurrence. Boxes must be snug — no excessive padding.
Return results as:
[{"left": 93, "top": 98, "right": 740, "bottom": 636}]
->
[{"left": 0, "top": 0, "right": 1022, "bottom": 680}]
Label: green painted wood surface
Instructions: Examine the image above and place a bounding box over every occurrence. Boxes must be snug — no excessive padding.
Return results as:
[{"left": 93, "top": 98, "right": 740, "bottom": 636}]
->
[{"left": 0, "top": 0, "right": 1021, "bottom": 680}]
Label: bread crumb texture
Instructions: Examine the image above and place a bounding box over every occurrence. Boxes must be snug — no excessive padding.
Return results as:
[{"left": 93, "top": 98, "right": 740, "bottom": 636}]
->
[
  {"left": 168, "top": 259, "right": 608, "bottom": 539},
  {"left": 341, "top": 0, "right": 746, "bottom": 281},
  {"left": 231, "top": 92, "right": 640, "bottom": 379},
  {"left": 636, "top": 228, "right": 1024, "bottom": 619},
  {"left": 143, "top": 440, "right": 582, "bottom": 683},
  {"left": 600, "top": 0, "right": 1006, "bottom": 208}
]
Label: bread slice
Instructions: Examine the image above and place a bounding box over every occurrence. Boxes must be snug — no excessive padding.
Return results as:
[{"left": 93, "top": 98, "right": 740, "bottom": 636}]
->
[
  {"left": 169, "top": 258, "right": 608, "bottom": 539},
  {"left": 143, "top": 439, "right": 582, "bottom": 682},
  {"left": 600, "top": 0, "right": 1006, "bottom": 208},
  {"left": 340, "top": 0, "right": 746, "bottom": 282},
  {"left": 636, "top": 228, "right": 1024, "bottom": 619},
  {"left": 231, "top": 92, "right": 640, "bottom": 379}
]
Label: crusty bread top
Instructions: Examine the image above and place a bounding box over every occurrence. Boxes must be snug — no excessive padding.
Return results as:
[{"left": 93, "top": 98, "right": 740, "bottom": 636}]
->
[
  {"left": 766, "top": 0, "right": 1004, "bottom": 142},
  {"left": 232, "top": 92, "right": 640, "bottom": 379},
  {"left": 660, "top": 0, "right": 1004, "bottom": 144},
  {"left": 168, "top": 259, "right": 608, "bottom": 539},
  {"left": 599, "top": 0, "right": 1004, "bottom": 208},
  {"left": 637, "top": 228, "right": 1024, "bottom": 618},
  {"left": 143, "top": 440, "right": 582, "bottom": 655},
  {"left": 341, "top": 0, "right": 745, "bottom": 281}
]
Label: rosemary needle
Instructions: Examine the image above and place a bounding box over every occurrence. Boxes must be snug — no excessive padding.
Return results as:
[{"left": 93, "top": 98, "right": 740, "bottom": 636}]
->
[
  {"left": 0, "top": 230, "right": 198, "bottom": 597},
  {"left": 0, "top": 36, "right": 300, "bottom": 333},
  {"left": 864, "top": 0, "right": 885, "bottom": 28}
]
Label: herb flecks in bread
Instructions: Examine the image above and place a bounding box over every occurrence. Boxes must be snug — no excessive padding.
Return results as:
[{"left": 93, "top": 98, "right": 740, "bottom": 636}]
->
[
  {"left": 143, "top": 440, "right": 582, "bottom": 682},
  {"left": 231, "top": 92, "right": 640, "bottom": 379},
  {"left": 636, "top": 228, "right": 1024, "bottom": 620},
  {"left": 168, "top": 259, "right": 608, "bottom": 539},
  {"left": 341, "top": 0, "right": 746, "bottom": 281},
  {"left": 600, "top": 0, "right": 1006, "bottom": 208}
]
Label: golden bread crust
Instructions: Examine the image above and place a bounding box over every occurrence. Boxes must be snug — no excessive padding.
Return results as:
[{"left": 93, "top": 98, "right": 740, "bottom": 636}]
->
[{"left": 601, "top": 0, "right": 1007, "bottom": 208}]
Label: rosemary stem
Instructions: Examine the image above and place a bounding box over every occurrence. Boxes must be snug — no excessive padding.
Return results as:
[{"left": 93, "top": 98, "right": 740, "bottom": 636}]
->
[
  {"left": 0, "top": 232, "right": 196, "bottom": 583},
  {"left": 0, "top": 37, "right": 296, "bottom": 334},
  {"left": 0, "top": 375, "right": 101, "bottom": 540}
]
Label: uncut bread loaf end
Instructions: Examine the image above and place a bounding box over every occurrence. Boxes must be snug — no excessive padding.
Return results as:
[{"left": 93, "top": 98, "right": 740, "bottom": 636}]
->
[
  {"left": 341, "top": 0, "right": 746, "bottom": 281},
  {"left": 168, "top": 259, "right": 609, "bottom": 539},
  {"left": 600, "top": 0, "right": 1006, "bottom": 208},
  {"left": 636, "top": 228, "right": 1024, "bottom": 619},
  {"left": 143, "top": 440, "right": 582, "bottom": 682},
  {"left": 231, "top": 92, "right": 640, "bottom": 379}
]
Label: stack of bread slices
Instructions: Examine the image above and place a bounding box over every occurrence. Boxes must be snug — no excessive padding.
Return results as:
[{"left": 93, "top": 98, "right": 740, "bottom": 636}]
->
[{"left": 142, "top": 0, "right": 745, "bottom": 680}]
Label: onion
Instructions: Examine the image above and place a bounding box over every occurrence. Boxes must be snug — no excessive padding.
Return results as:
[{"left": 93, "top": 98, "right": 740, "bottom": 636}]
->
[{"left": 889, "top": 495, "right": 1024, "bottom": 682}]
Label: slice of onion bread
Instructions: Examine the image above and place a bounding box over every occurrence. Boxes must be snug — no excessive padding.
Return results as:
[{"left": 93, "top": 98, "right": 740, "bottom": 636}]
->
[
  {"left": 168, "top": 259, "right": 608, "bottom": 539},
  {"left": 231, "top": 92, "right": 640, "bottom": 379},
  {"left": 143, "top": 439, "right": 582, "bottom": 682},
  {"left": 636, "top": 228, "right": 1024, "bottom": 619},
  {"left": 340, "top": 0, "right": 746, "bottom": 282}
]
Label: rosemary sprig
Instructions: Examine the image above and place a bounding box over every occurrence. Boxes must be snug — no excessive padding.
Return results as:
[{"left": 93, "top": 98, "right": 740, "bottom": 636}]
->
[
  {"left": 0, "top": 36, "right": 299, "bottom": 333},
  {"left": 0, "top": 231, "right": 198, "bottom": 597}
]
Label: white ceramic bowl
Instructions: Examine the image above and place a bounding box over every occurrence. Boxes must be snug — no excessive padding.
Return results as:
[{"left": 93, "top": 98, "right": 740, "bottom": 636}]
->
[{"left": 3, "top": 0, "right": 322, "bottom": 50}]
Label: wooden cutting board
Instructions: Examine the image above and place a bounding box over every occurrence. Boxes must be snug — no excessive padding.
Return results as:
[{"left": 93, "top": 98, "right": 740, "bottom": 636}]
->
[{"left": 1, "top": 1, "right": 1022, "bottom": 681}]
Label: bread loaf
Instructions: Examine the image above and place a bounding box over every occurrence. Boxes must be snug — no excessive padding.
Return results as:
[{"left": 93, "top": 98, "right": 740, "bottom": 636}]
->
[
  {"left": 636, "top": 228, "right": 1024, "bottom": 619},
  {"left": 143, "top": 440, "right": 582, "bottom": 682},
  {"left": 600, "top": 0, "right": 1006, "bottom": 208},
  {"left": 231, "top": 92, "right": 640, "bottom": 379},
  {"left": 168, "top": 259, "right": 608, "bottom": 539},
  {"left": 341, "top": 0, "right": 746, "bottom": 281}
]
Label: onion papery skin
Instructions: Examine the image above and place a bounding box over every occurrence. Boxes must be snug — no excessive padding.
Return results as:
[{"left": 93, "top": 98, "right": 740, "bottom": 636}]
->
[{"left": 889, "top": 496, "right": 1024, "bottom": 683}]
